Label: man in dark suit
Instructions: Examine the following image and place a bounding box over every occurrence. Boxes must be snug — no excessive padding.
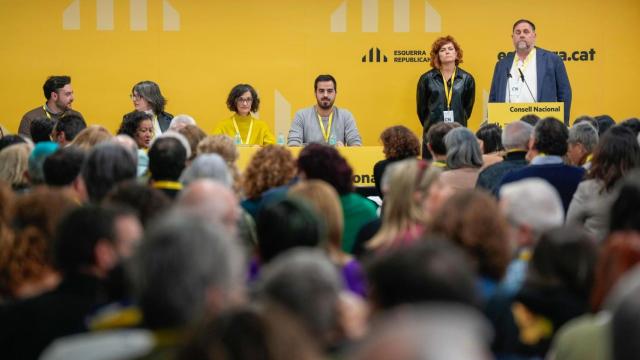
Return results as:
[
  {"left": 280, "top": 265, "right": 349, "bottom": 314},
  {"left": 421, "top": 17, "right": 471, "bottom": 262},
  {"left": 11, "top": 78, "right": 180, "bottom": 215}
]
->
[{"left": 489, "top": 19, "right": 572, "bottom": 125}]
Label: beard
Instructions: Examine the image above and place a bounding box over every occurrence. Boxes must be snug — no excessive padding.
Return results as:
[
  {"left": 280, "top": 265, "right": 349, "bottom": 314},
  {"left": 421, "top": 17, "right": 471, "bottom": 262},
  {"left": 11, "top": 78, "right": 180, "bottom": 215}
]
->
[
  {"left": 317, "top": 98, "right": 334, "bottom": 110},
  {"left": 517, "top": 41, "right": 530, "bottom": 51},
  {"left": 55, "top": 99, "right": 71, "bottom": 111}
]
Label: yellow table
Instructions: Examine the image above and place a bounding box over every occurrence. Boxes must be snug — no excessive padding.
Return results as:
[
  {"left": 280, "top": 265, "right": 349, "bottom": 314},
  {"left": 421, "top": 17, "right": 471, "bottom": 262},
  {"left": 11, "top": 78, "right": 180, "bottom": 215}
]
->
[{"left": 236, "top": 146, "right": 385, "bottom": 187}]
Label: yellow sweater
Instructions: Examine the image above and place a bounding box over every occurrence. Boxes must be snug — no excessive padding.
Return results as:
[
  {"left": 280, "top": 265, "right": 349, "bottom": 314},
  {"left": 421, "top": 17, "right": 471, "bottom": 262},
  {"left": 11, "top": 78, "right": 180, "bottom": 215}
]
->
[{"left": 212, "top": 114, "right": 276, "bottom": 145}]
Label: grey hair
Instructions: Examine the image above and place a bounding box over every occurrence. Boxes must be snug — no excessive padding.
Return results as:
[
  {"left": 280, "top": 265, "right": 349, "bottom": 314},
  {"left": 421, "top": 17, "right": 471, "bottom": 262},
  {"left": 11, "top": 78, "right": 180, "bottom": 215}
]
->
[
  {"left": 444, "top": 127, "right": 483, "bottom": 169},
  {"left": 151, "top": 130, "right": 191, "bottom": 159},
  {"left": 111, "top": 134, "right": 139, "bottom": 162},
  {"left": 502, "top": 121, "right": 534, "bottom": 150},
  {"left": 132, "top": 80, "right": 166, "bottom": 114},
  {"left": 351, "top": 304, "right": 493, "bottom": 360},
  {"left": 568, "top": 122, "right": 599, "bottom": 153},
  {"left": 179, "top": 153, "right": 232, "bottom": 187},
  {"left": 130, "top": 212, "right": 244, "bottom": 329},
  {"left": 256, "top": 248, "right": 343, "bottom": 345},
  {"left": 500, "top": 178, "right": 564, "bottom": 238},
  {"left": 168, "top": 114, "right": 196, "bottom": 131}
]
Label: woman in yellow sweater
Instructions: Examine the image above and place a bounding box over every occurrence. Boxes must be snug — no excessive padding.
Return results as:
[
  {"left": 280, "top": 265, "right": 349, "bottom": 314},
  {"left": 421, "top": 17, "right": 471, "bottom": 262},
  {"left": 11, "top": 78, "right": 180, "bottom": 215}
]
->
[{"left": 213, "top": 84, "right": 276, "bottom": 146}]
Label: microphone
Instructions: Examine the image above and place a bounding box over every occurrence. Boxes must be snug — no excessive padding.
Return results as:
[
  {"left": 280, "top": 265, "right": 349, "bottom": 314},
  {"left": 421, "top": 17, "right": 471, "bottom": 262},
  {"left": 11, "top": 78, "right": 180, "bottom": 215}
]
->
[
  {"left": 506, "top": 70, "right": 512, "bottom": 103},
  {"left": 518, "top": 68, "right": 536, "bottom": 102}
]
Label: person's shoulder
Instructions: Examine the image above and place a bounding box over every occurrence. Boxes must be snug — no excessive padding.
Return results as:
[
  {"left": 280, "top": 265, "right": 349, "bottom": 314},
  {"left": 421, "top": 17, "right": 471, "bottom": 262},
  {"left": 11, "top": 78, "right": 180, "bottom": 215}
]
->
[
  {"left": 335, "top": 106, "right": 354, "bottom": 118},
  {"left": 22, "top": 105, "right": 44, "bottom": 118},
  {"left": 293, "top": 106, "right": 314, "bottom": 118},
  {"left": 418, "top": 68, "right": 438, "bottom": 79},
  {"left": 537, "top": 47, "right": 563, "bottom": 62}
]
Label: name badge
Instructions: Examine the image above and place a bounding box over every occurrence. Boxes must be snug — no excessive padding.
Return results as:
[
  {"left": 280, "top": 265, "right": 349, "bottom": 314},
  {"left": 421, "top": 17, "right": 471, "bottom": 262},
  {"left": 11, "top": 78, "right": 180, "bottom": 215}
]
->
[
  {"left": 509, "top": 84, "right": 521, "bottom": 100},
  {"left": 443, "top": 110, "right": 454, "bottom": 123}
]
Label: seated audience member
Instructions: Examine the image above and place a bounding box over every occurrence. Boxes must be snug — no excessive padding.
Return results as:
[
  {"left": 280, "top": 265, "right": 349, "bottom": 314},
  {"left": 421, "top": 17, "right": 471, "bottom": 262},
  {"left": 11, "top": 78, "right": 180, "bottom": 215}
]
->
[
  {"left": 0, "top": 143, "right": 32, "bottom": 191},
  {"left": 148, "top": 136, "right": 188, "bottom": 199},
  {"left": 256, "top": 249, "right": 350, "bottom": 353},
  {"left": 104, "top": 181, "right": 172, "bottom": 228},
  {"left": 43, "top": 146, "right": 87, "bottom": 202},
  {"left": 611, "top": 268, "right": 640, "bottom": 360},
  {"left": 574, "top": 115, "right": 599, "bottom": 133},
  {"left": 350, "top": 305, "right": 492, "bottom": 360},
  {"left": 372, "top": 125, "right": 420, "bottom": 198},
  {"left": 620, "top": 117, "right": 640, "bottom": 138},
  {"left": 505, "top": 226, "right": 597, "bottom": 359},
  {"left": 476, "top": 123, "right": 505, "bottom": 169},
  {"left": 567, "top": 126, "right": 640, "bottom": 242},
  {"left": 498, "top": 117, "right": 585, "bottom": 213},
  {"left": 297, "top": 144, "right": 378, "bottom": 253},
  {"left": 567, "top": 122, "right": 599, "bottom": 168},
  {"left": 110, "top": 134, "right": 146, "bottom": 177},
  {"left": 177, "top": 124, "right": 207, "bottom": 163},
  {"left": 30, "top": 118, "right": 54, "bottom": 143},
  {"left": 28, "top": 141, "right": 59, "bottom": 185},
  {"left": 40, "top": 212, "right": 244, "bottom": 360},
  {"left": 520, "top": 113, "right": 540, "bottom": 127},
  {"left": 439, "top": 127, "right": 483, "bottom": 191},
  {"left": 430, "top": 190, "right": 510, "bottom": 301},
  {"left": 290, "top": 180, "right": 366, "bottom": 297},
  {"left": 69, "top": 125, "right": 112, "bottom": 151},
  {"left": 179, "top": 153, "right": 233, "bottom": 188},
  {"left": 82, "top": 143, "right": 137, "bottom": 203},
  {"left": 0, "top": 189, "right": 78, "bottom": 300},
  {"left": 287, "top": 74, "right": 362, "bottom": 147},
  {"left": 51, "top": 114, "right": 86, "bottom": 147},
  {"left": 0, "top": 206, "right": 138, "bottom": 359},
  {"left": 0, "top": 134, "right": 27, "bottom": 152},
  {"left": 168, "top": 114, "right": 196, "bottom": 132},
  {"left": 213, "top": 84, "right": 275, "bottom": 146},
  {"left": 118, "top": 111, "right": 155, "bottom": 150},
  {"left": 477, "top": 120, "right": 533, "bottom": 196},
  {"left": 241, "top": 145, "right": 296, "bottom": 218},
  {"left": 129, "top": 80, "right": 173, "bottom": 137},
  {"left": 197, "top": 134, "right": 242, "bottom": 194},
  {"left": 595, "top": 115, "right": 615, "bottom": 136},
  {"left": 424, "top": 121, "right": 459, "bottom": 165}
]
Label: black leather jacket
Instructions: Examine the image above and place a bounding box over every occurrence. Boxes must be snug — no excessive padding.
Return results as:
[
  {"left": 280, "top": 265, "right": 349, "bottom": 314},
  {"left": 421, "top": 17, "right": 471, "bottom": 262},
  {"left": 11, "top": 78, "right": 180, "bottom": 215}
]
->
[{"left": 416, "top": 67, "right": 475, "bottom": 133}]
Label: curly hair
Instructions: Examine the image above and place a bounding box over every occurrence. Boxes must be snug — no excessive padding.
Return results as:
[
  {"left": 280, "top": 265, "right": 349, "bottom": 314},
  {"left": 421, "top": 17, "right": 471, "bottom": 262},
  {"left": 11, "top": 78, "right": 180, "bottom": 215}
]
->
[
  {"left": 0, "top": 188, "right": 79, "bottom": 297},
  {"left": 226, "top": 84, "right": 260, "bottom": 113},
  {"left": 429, "top": 35, "right": 464, "bottom": 69},
  {"left": 297, "top": 144, "right": 354, "bottom": 195},
  {"left": 242, "top": 145, "right": 296, "bottom": 199},
  {"left": 533, "top": 117, "right": 568, "bottom": 156},
  {"left": 118, "top": 111, "right": 153, "bottom": 139},
  {"left": 380, "top": 126, "right": 421, "bottom": 159},
  {"left": 430, "top": 190, "right": 510, "bottom": 281}
]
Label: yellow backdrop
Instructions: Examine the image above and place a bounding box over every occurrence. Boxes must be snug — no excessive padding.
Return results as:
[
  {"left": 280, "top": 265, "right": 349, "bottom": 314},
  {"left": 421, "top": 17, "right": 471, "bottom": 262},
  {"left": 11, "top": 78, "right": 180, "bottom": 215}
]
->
[{"left": 1, "top": 0, "right": 638, "bottom": 144}]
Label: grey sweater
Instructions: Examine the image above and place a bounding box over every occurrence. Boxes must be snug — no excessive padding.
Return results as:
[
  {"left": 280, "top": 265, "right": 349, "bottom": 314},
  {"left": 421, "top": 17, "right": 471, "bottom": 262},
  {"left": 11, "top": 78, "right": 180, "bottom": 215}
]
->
[{"left": 287, "top": 106, "right": 362, "bottom": 146}]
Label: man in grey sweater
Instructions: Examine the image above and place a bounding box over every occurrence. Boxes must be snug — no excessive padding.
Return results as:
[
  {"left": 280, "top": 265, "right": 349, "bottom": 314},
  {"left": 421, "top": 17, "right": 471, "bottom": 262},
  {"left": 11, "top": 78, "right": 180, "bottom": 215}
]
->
[{"left": 287, "top": 74, "right": 362, "bottom": 146}]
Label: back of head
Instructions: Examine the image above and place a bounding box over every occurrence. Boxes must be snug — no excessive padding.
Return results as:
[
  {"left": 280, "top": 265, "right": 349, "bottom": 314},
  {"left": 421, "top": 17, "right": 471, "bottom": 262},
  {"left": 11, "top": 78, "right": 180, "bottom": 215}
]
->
[
  {"left": 476, "top": 124, "right": 504, "bottom": 154},
  {"left": 243, "top": 145, "right": 296, "bottom": 199},
  {"left": 168, "top": 114, "right": 196, "bottom": 132},
  {"left": 30, "top": 118, "right": 54, "bottom": 143},
  {"left": 179, "top": 153, "right": 232, "bottom": 187},
  {"left": 131, "top": 213, "right": 243, "bottom": 329},
  {"left": 177, "top": 125, "right": 206, "bottom": 160},
  {"left": 43, "top": 146, "right": 86, "bottom": 186},
  {"left": 610, "top": 170, "right": 640, "bottom": 233},
  {"left": 82, "top": 142, "right": 137, "bottom": 202},
  {"left": 256, "top": 198, "right": 325, "bottom": 264},
  {"left": 499, "top": 178, "right": 564, "bottom": 237},
  {"left": 589, "top": 125, "right": 640, "bottom": 191},
  {"left": 197, "top": 135, "right": 238, "bottom": 164},
  {"left": 28, "top": 141, "right": 60, "bottom": 185},
  {"left": 573, "top": 115, "right": 598, "bottom": 132},
  {"left": 148, "top": 137, "right": 187, "bottom": 181},
  {"left": 0, "top": 135, "right": 27, "bottom": 152},
  {"left": 502, "top": 120, "right": 533, "bottom": 151},
  {"left": 257, "top": 248, "right": 342, "bottom": 348},
  {"left": 53, "top": 205, "right": 118, "bottom": 275},
  {"left": 379, "top": 125, "right": 420, "bottom": 160},
  {"left": 70, "top": 125, "right": 113, "bottom": 151},
  {"left": 426, "top": 122, "right": 460, "bottom": 156},
  {"left": 620, "top": 118, "right": 640, "bottom": 137},
  {"left": 0, "top": 143, "right": 31, "bottom": 189},
  {"left": 104, "top": 181, "right": 171, "bottom": 227},
  {"left": 366, "top": 239, "right": 479, "bottom": 311},
  {"left": 568, "top": 122, "right": 599, "bottom": 153},
  {"left": 520, "top": 114, "right": 540, "bottom": 127},
  {"left": 533, "top": 117, "right": 569, "bottom": 156},
  {"left": 595, "top": 115, "right": 616, "bottom": 137},
  {"left": 297, "top": 143, "right": 353, "bottom": 194},
  {"left": 176, "top": 179, "right": 239, "bottom": 235},
  {"left": 55, "top": 114, "right": 87, "bottom": 142},
  {"left": 444, "top": 127, "right": 483, "bottom": 169}
]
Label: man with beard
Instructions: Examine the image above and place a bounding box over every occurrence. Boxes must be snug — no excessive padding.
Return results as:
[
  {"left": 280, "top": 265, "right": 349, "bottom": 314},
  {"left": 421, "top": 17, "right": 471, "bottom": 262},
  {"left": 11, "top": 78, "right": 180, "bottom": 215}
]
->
[
  {"left": 287, "top": 74, "right": 362, "bottom": 146},
  {"left": 489, "top": 19, "right": 572, "bottom": 125},
  {"left": 19, "top": 76, "right": 85, "bottom": 138}
]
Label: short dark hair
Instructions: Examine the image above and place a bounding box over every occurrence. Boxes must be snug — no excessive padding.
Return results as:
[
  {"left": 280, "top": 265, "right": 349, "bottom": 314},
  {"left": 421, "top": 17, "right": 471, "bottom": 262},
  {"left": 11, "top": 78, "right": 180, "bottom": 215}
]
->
[
  {"left": 476, "top": 123, "right": 504, "bottom": 154},
  {"left": 574, "top": 115, "right": 598, "bottom": 132},
  {"left": 533, "top": 117, "right": 569, "bottom": 156},
  {"left": 512, "top": 19, "right": 536, "bottom": 32},
  {"left": 30, "top": 118, "right": 54, "bottom": 143},
  {"left": 297, "top": 144, "right": 353, "bottom": 194},
  {"left": 132, "top": 81, "right": 167, "bottom": 114},
  {"left": 118, "top": 111, "right": 153, "bottom": 140},
  {"left": 55, "top": 114, "right": 87, "bottom": 142},
  {"left": 53, "top": 205, "right": 119, "bottom": 274},
  {"left": 226, "top": 84, "right": 260, "bottom": 113},
  {"left": 314, "top": 74, "right": 337, "bottom": 91},
  {"left": 148, "top": 137, "right": 187, "bottom": 181},
  {"left": 104, "top": 181, "right": 172, "bottom": 227},
  {"left": 256, "top": 198, "right": 325, "bottom": 264},
  {"left": 366, "top": 239, "right": 479, "bottom": 309},
  {"left": 82, "top": 143, "right": 137, "bottom": 202},
  {"left": 426, "top": 122, "right": 461, "bottom": 156},
  {"left": 595, "top": 115, "right": 616, "bottom": 136},
  {"left": 620, "top": 118, "right": 640, "bottom": 137},
  {"left": 0, "top": 135, "right": 27, "bottom": 152},
  {"left": 43, "top": 147, "right": 86, "bottom": 186},
  {"left": 520, "top": 114, "right": 540, "bottom": 127},
  {"left": 43, "top": 76, "right": 71, "bottom": 100}
]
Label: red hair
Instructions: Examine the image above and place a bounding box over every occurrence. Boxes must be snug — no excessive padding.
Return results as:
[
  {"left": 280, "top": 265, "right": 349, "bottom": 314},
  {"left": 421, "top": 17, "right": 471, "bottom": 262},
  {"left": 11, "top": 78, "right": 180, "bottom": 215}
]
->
[{"left": 429, "top": 35, "right": 464, "bottom": 69}]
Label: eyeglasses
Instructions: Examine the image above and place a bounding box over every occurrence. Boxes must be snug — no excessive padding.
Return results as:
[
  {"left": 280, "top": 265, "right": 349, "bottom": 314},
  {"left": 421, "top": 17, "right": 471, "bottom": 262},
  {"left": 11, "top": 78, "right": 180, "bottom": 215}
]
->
[
  {"left": 236, "top": 97, "right": 253, "bottom": 104},
  {"left": 130, "top": 94, "right": 142, "bottom": 101}
]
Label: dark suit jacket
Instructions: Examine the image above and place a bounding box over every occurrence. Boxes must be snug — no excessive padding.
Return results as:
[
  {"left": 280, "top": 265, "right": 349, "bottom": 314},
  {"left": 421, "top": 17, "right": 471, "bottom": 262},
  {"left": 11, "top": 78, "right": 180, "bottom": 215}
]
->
[{"left": 489, "top": 47, "right": 572, "bottom": 125}]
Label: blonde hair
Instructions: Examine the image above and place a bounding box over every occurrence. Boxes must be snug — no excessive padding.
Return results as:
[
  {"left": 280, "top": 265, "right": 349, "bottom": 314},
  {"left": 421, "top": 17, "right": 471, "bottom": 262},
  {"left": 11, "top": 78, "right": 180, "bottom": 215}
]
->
[
  {"left": 197, "top": 135, "right": 241, "bottom": 194},
  {"left": 70, "top": 125, "right": 113, "bottom": 151},
  {"left": 0, "top": 143, "right": 32, "bottom": 189}
]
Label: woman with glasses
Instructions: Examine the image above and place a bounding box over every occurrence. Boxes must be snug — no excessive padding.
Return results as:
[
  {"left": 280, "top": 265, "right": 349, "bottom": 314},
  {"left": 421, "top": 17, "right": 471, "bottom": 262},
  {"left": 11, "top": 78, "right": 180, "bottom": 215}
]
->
[
  {"left": 130, "top": 81, "right": 173, "bottom": 139},
  {"left": 213, "top": 84, "right": 275, "bottom": 146}
]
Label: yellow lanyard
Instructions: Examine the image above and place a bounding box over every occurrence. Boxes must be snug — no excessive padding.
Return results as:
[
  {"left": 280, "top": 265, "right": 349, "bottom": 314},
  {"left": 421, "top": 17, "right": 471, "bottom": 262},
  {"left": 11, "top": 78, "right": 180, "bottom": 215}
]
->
[
  {"left": 432, "top": 160, "right": 447, "bottom": 168},
  {"left": 441, "top": 67, "right": 457, "bottom": 110},
  {"left": 153, "top": 180, "right": 183, "bottom": 191},
  {"left": 42, "top": 105, "right": 53, "bottom": 120},
  {"left": 512, "top": 48, "right": 536, "bottom": 73},
  {"left": 232, "top": 116, "right": 254, "bottom": 145},
  {"left": 316, "top": 110, "right": 334, "bottom": 142}
]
